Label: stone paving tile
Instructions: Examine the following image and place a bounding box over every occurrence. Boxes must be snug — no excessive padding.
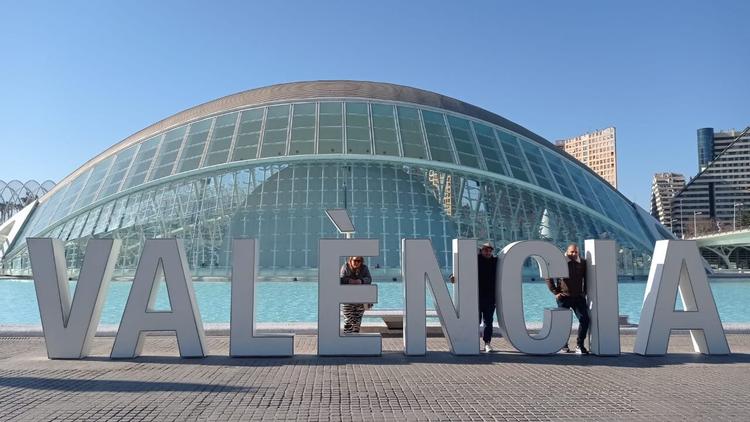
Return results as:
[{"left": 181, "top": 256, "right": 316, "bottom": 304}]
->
[{"left": 0, "top": 334, "right": 748, "bottom": 421}]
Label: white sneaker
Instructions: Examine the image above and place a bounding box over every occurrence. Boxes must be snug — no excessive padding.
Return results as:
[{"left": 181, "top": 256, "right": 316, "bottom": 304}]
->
[{"left": 484, "top": 342, "right": 493, "bottom": 353}]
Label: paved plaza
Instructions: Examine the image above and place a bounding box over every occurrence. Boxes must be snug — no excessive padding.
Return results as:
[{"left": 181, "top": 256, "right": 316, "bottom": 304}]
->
[{"left": 0, "top": 334, "right": 748, "bottom": 421}]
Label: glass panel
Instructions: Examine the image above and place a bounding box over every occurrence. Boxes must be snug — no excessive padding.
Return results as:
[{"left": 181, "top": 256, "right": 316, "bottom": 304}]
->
[
  {"left": 421, "top": 110, "right": 455, "bottom": 163},
  {"left": 396, "top": 106, "right": 427, "bottom": 159},
  {"left": 49, "top": 169, "right": 92, "bottom": 224},
  {"left": 586, "top": 173, "right": 626, "bottom": 228},
  {"left": 260, "top": 104, "right": 289, "bottom": 157},
  {"left": 371, "top": 103, "right": 399, "bottom": 156},
  {"left": 542, "top": 149, "right": 582, "bottom": 202},
  {"left": 93, "top": 201, "right": 114, "bottom": 234},
  {"left": 48, "top": 223, "right": 64, "bottom": 239},
  {"left": 318, "top": 102, "right": 343, "bottom": 154},
  {"left": 289, "top": 103, "right": 315, "bottom": 155},
  {"left": 345, "top": 102, "right": 371, "bottom": 154},
  {"left": 120, "top": 192, "right": 141, "bottom": 229},
  {"left": 203, "top": 113, "right": 238, "bottom": 167},
  {"left": 518, "top": 140, "right": 558, "bottom": 193},
  {"left": 125, "top": 135, "right": 166, "bottom": 187},
  {"left": 72, "top": 156, "right": 114, "bottom": 211},
  {"left": 231, "top": 108, "right": 264, "bottom": 161},
  {"left": 495, "top": 130, "right": 532, "bottom": 183},
  {"left": 472, "top": 122, "right": 507, "bottom": 175},
  {"left": 58, "top": 218, "right": 77, "bottom": 241},
  {"left": 446, "top": 116, "right": 480, "bottom": 168},
  {"left": 584, "top": 172, "right": 632, "bottom": 231},
  {"left": 146, "top": 128, "right": 185, "bottom": 182},
  {"left": 28, "top": 186, "right": 68, "bottom": 235},
  {"left": 97, "top": 145, "right": 137, "bottom": 200},
  {"left": 68, "top": 212, "right": 89, "bottom": 240},
  {"left": 106, "top": 196, "right": 128, "bottom": 231},
  {"left": 605, "top": 189, "right": 648, "bottom": 239},
  {"left": 176, "top": 119, "right": 212, "bottom": 173},
  {"left": 563, "top": 160, "right": 605, "bottom": 215}
]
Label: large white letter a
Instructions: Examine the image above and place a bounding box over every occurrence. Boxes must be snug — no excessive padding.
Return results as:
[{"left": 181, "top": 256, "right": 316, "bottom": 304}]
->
[
  {"left": 634, "top": 240, "right": 730, "bottom": 355},
  {"left": 111, "top": 239, "right": 206, "bottom": 359}
]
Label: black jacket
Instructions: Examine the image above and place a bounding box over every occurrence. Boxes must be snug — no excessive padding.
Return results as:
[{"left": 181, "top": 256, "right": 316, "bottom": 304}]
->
[
  {"left": 478, "top": 254, "right": 498, "bottom": 307},
  {"left": 546, "top": 258, "right": 587, "bottom": 298}
]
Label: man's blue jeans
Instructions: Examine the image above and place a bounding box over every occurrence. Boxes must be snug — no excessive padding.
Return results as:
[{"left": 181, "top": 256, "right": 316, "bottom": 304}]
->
[{"left": 556, "top": 295, "right": 590, "bottom": 348}]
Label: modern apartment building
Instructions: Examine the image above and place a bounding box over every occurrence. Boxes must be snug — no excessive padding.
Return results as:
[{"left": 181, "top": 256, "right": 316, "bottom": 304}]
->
[
  {"left": 555, "top": 127, "right": 617, "bottom": 187},
  {"left": 650, "top": 172, "right": 685, "bottom": 233},
  {"left": 672, "top": 127, "right": 750, "bottom": 238}
]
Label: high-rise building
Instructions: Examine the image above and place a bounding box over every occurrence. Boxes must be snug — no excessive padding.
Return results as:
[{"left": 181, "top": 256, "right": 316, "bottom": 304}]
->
[
  {"left": 650, "top": 172, "right": 685, "bottom": 233},
  {"left": 555, "top": 127, "right": 617, "bottom": 187},
  {"left": 427, "top": 171, "right": 453, "bottom": 216},
  {"left": 697, "top": 128, "right": 715, "bottom": 171},
  {"left": 672, "top": 127, "right": 750, "bottom": 238}
]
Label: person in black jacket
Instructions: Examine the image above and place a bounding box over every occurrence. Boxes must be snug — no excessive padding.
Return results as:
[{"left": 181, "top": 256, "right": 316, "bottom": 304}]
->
[
  {"left": 546, "top": 243, "right": 590, "bottom": 354},
  {"left": 477, "top": 242, "right": 498, "bottom": 352},
  {"left": 451, "top": 241, "right": 498, "bottom": 352}
]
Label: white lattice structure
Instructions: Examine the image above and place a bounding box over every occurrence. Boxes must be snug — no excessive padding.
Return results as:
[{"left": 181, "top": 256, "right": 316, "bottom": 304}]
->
[{"left": 0, "top": 180, "right": 55, "bottom": 225}]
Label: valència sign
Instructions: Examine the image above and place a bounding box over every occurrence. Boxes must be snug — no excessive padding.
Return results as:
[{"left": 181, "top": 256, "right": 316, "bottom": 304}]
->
[{"left": 26, "top": 236, "right": 730, "bottom": 360}]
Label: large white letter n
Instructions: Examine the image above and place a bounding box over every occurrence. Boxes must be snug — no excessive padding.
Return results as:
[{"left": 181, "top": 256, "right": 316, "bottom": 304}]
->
[
  {"left": 402, "top": 239, "right": 479, "bottom": 355},
  {"left": 28, "top": 238, "right": 121, "bottom": 359}
]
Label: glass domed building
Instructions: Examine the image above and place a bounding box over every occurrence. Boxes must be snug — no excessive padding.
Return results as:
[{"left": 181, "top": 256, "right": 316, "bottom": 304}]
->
[{"left": 0, "top": 81, "right": 668, "bottom": 279}]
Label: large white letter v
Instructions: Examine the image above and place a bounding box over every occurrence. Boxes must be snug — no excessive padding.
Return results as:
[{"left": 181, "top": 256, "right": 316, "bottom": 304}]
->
[{"left": 28, "top": 238, "right": 121, "bottom": 359}]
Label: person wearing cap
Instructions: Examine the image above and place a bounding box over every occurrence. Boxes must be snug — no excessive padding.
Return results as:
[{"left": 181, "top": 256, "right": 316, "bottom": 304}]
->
[
  {"left": 452, "top": 241, "right": 499, "bottom": 352},
  {"left": 340, "top": 256, "right": 373, "bottom": 334},
  {"left": 476, "top": 242, "right": 499, "bottom": 352},
  {"left": 545, "top": 243, "right": 590, "bottom": 354}
]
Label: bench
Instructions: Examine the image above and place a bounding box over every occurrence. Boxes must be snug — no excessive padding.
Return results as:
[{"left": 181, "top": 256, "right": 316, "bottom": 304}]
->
[{"left": 363, "top": 309, "right": 438, "bottom": 330}]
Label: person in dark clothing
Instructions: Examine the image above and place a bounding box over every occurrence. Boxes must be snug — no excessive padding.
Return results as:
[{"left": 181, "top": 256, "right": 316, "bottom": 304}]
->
[
  {"left": 340, "top": 256, "right": 373, "bottom": 334},
  {"left": 477, "top": 242, "right": 498, "bottom": 352},
  {"left": 546, "top": 243, "right": 590, "bottom": 354},
  {"left": 451, "top": 241, "right": 498, "bottom": 352}
]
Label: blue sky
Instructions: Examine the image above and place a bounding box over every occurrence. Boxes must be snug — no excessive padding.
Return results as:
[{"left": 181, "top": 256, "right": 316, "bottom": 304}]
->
[{"left": 1, "top": 1, "right": 747, "bottom": 209}]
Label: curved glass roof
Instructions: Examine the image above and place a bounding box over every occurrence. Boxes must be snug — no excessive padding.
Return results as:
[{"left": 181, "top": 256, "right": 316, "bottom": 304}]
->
[{"left": 5, "top": 82, "right": 656, "bottom": 260}]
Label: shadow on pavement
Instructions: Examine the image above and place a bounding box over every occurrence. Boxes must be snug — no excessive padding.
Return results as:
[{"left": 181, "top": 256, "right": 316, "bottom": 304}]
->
[
  {"left": 0, "top": 376, "right": 257, "bottom": 393},
  {"left": 81, "top": 350, "right": 750, "bottom": 369}
]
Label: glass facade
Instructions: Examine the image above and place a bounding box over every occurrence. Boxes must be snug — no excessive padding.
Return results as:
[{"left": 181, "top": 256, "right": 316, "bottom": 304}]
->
[
  {"left": 2, "top": 93, "right": 660, "bottom": 279},
  {"left": 697, "top": 127, "right": 715, "bottom": 170}
]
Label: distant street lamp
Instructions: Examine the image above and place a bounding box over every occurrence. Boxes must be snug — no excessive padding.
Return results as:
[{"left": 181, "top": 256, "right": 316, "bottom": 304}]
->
[
  {"left": 679, "top": 199, "right": 685, "bottom": 239},
  {"left": 733, "top": 203, "right": 744, "bottom": 231},
  {"left": 693, "top": 211, "right": 703, "bottom": 237},
  {"left": 669, "top": 218, "right": 679, "bottom": 236}
]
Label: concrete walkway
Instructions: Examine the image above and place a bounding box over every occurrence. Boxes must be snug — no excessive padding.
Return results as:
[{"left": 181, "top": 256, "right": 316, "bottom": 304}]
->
[{"left": 0, "top": 334, "right": 749, "bottom": 421}]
